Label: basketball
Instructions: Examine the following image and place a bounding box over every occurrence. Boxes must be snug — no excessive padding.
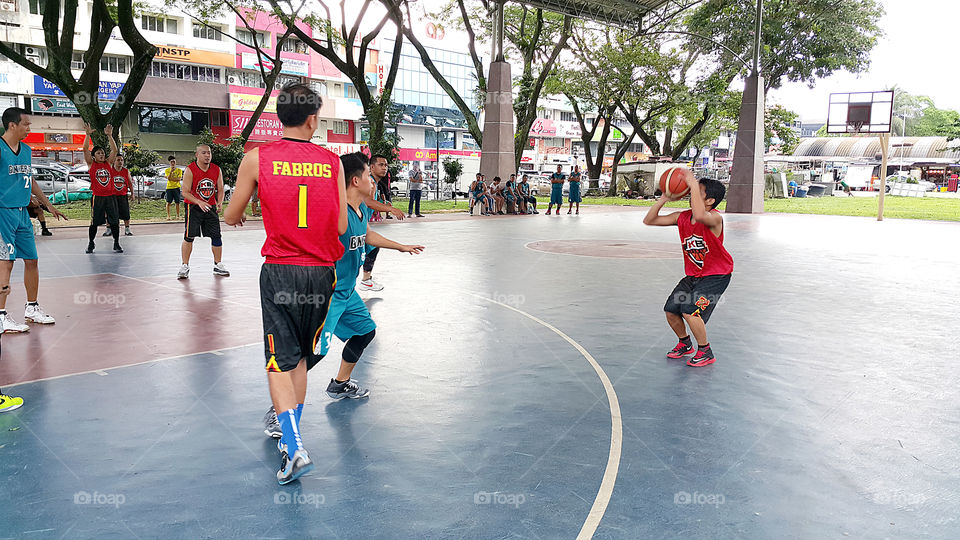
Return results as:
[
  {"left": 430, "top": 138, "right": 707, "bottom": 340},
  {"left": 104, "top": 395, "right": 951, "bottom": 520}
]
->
[{"left": 659, "top": 167, "right": 692, "bottom": 198}]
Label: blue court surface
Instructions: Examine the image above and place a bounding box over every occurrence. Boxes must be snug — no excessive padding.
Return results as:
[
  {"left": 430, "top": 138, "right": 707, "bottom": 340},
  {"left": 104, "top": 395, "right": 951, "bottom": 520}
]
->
[{"left": 0, "top": 207, "right": 957, "bottom": 539}]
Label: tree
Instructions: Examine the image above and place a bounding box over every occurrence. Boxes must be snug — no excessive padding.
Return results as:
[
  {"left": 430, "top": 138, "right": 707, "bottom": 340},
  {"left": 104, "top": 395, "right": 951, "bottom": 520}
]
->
[
  {"left": 891, "top": 88, "right": 960, "bottom": 138},
  {"left": 442, "top": 155, "right": 463, "bottom": 201},
  {"left": 122, "top": 136, "right": 161, "bottom": 197},
  {"left": 764, "top": 105, "right": 800, "bottom": 154},
  {"left": 381, "top": 0, "right": 572, "bottom": 168},
  {"left": 0, "top": 0, "right": 155, "bottom": 132},
  {"left": 267, "top": 0, "right": 405, "bottom": 160},
  {"left": 176, "top": 1, "right": 299, "bottom": 144}
]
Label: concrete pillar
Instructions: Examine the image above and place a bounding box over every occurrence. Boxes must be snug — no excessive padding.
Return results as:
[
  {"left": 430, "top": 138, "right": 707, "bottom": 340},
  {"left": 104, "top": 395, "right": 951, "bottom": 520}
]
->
[
  {"left": 480, "top": 60, "right": 516, "bottom": 182},
  {"left": 726, "top": 74, "right": 765, "bottom": 213}
]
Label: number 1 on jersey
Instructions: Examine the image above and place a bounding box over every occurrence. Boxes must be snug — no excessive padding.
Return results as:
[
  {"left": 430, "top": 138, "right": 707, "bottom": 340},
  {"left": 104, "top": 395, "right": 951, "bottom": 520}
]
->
[{"left": 298, "top": 184, "right": 307, "bottom": 228}]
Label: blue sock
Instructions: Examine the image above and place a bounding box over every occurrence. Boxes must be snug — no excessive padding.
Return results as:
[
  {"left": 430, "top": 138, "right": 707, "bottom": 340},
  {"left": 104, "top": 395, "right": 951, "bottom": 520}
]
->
[
  {"left": 295, "top": 403, "right": 303, "bottom": 425},
  {"left": 278, "top": 409, "right": 303, "bottom": 455}
]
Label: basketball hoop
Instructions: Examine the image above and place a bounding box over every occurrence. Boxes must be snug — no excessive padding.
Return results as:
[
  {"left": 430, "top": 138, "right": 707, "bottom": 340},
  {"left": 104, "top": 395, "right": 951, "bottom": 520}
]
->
[{"left": 847, "top": 121, "right": 865, "bottom": 135}]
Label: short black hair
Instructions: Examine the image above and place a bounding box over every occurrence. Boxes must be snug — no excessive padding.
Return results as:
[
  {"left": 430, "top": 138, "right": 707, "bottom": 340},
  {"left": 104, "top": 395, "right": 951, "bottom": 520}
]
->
[
  {"left": 2, "top": 107, "right": 29, "bottom": 130},
  {"left": 371, "top": 154, "right": 388, "bottom": 164},
  {"left": 168, "top": 155, "right": 176, "bottom": 161},
  {"left": 493, "top": 176, "right": 501, "bottom": 183},
  {"left": 341, "top": 152, "right": 369, "bottom": 187},
  {"left": 276, "top": 83, "right": 322, "bottom": 127},
  {"left": 699, "top": 178, "right": 725, "bottom": 209},
  {"left": 92, "top": 146, "right": 106, "bottom": 156}
]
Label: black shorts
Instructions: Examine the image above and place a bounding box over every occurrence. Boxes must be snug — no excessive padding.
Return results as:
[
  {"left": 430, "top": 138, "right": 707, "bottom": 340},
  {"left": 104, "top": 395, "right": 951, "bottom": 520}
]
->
[
  {"left": 260, "top": 263, "right": 336, "bottom": 372},
  {"left": 116, "top": 196, "right": 130, "bottom": 221},
  {"left": 184, "top": 204, "right": 221, "bottom": 240},
  {"left": 165, "top": 188, "right": 182, "bottom": 204},
  {"left": 90, "top": 195, "right": 119, "bottom": 227},
  {"left": 663, "top": 274, "right": 731, "bottom": 323}
]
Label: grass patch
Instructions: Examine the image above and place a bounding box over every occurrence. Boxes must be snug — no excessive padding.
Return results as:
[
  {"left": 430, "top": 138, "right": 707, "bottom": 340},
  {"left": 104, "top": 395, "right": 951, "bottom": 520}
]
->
[{"left": 48, "top": 194, "right": 960, "bottom": 223}]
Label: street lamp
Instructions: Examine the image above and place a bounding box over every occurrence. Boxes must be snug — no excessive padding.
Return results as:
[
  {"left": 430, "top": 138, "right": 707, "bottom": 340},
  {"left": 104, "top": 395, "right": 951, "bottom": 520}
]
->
[{"left": 433, "top": 125, "right": 441, "bottom": 200}]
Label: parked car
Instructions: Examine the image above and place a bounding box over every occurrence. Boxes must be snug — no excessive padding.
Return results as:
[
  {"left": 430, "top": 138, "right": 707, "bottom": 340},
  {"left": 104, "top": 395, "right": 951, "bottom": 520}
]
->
[
  {"left": 32, "top": 164, "right": 91, "bottom": 195},
  {"left": 884, "top": 174, "right": 936, "bottom": 192}
]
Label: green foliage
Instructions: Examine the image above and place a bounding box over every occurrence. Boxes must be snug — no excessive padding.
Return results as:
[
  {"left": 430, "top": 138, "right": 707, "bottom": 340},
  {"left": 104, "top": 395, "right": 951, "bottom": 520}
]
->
[
  {"left": 686, "top": 0, "right": 885, "bottom": 91},
  {"left": 122, "top": 136, "right": 160, "bottom": 177},
  {"left": 441, "top": 155, "right": 463, "bottom": 185},
  {"left": 765, "top": 105, "right": 800, "bottom": 154},
  {"left": 890, "top": 88, "right": 960, "bottom": 138},
  {"left": 196, "top": 128, "right": 245, "bottom": 185},
  {"left": 363, "top": 97, "right": 404, "bottom": 176}
]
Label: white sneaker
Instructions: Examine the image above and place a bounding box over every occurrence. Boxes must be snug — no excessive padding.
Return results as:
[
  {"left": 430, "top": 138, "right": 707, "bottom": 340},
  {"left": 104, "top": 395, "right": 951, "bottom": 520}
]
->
[
  {"left": 213, "top": 262, "right": 230, "bottom": 276},
  {"left": 358, "top": 278, "right": 384, "bottom": 292},
  {"left": 177, "top": 264, "right": 190, "bottom": 279},
  {"left": 24, "top": 303, "right": 55, "bottom": 324},
  {"left": 0, "top": 312, "right": 29, "bottom": 333}
]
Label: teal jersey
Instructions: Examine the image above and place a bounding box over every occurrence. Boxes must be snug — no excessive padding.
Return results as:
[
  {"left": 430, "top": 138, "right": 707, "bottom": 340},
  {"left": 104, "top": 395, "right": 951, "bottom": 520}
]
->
[
  {"left": 335, "top": 202, "right": 373, "bottom": 292},
  {"left": 550, "top": 172, "right": 565, "bottom": 182},
  {"left": 0, "top": 140, "right": 32, "bottom": 208},
  {"left": 505, "top": 180, "right": 516, "bottom": 198},
  {"left": 518, "top": 182, "right": 530, "bottom": 195}
]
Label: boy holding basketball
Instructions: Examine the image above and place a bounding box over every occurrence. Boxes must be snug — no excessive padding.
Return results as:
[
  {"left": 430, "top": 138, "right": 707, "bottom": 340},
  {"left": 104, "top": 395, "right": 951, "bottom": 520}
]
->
[{"left": 643, "top": 171, "right": 733, "bottom": 367}]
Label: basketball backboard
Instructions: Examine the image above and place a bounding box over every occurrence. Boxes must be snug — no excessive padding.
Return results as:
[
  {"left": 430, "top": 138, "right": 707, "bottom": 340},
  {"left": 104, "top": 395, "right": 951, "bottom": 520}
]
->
[{"left": 827, "top": 91, "right": 894, "bottom": 134}]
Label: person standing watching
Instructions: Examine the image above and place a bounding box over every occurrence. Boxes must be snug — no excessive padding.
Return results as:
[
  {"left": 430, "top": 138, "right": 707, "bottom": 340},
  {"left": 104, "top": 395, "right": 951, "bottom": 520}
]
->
[
  {"left": 164, "top": 156, "right": 183, "bottom": 220},
  {"left": 0, "top": 107, "right": 66, "bottom": 333},
  {"left": 407, "top": 163, "right": 424, "bottom": 217}
]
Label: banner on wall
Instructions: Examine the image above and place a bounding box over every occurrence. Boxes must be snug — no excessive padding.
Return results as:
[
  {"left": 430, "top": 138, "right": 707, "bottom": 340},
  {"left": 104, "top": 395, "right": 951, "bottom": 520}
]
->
[
  {"left": 155, "top": 46, "right": 235, "bottom": 67},
  {"left": 240, "top": 52, "right": 308, "bottom": 77},
  {"left": 229, "top": 93, "right": 278, "bottom": 113},
  {"left": 34, "top": 76, "right": 124, "bottom": 101},
  {"left": 229, "top": 110, "right": 283, "bottom": 141},
  {"left": 32, "top": 97, "right": 112, "bottom": 115},
  {"left": 398, "top": 148, "right": 481, "bottom": 161}
]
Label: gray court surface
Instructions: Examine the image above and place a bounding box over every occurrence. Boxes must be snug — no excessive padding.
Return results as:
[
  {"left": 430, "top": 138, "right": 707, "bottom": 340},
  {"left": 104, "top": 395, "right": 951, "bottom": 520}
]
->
[{"left": 0, "top": 207, "right": 957, "bottom": 539}]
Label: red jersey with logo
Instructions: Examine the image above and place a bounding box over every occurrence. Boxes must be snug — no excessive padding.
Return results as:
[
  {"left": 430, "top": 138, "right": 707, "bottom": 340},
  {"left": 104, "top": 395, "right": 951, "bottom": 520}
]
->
[
  {"left": 111, "top": 167, "right": 132, "bottom": 195},
  {"left": 257, "top": 138, "right": 344, "bottom": 266},
  {"left": 677, "top": 209, "right": 734, "bottom": 277},
  {"left": 186, "top": 162, "right": 221, "bottom": 206},
  {"left": 88, "top": 162, "right": 114, "bottom": 196}
]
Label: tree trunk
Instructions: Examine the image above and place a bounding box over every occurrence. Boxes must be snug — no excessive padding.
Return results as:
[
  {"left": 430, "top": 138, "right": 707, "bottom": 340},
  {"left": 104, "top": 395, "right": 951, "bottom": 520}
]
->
[{"left": 608, "top": 132, "right": 637, "bottom": 196}]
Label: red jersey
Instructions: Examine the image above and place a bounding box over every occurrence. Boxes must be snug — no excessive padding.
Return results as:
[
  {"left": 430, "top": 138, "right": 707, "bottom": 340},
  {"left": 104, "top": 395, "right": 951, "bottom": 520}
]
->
[
  {"left": 677, "top": 209, "right": 734, "bottom": 277},
  {"left": 186, "top": 162, "right": 221, "bottom": 206},
  {"left": 258, "top": 138, "right": 343, "bottom": 266},
  {"left": 88, "top": 162, "right": 114, "bottom": 196},
  {"left": 111, "top": 167, "right": 132, "bottom": 196}
]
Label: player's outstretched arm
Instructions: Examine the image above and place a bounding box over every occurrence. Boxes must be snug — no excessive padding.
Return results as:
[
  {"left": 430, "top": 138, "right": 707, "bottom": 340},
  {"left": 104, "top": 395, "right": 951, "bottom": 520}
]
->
[
  {"left": 82, "top": 123, "right": 94, "bottom": 166},
  {"left": 30, "top": 179, "right": 67, "bottom": 220},
  {"left": 365, "top": 229, "right": 424, "bottom": 254},
  {"left": 643, "top": 195, "right": 682, "bottom": 227},
  {"left": 104, "top": 124, "right": 118, "bottom": 167},
  {"left": 225, "top": 149, "right": 258, "bottom": 226},
  {"left": 362, "top": 193, "right": 404, "bottom": 220}
]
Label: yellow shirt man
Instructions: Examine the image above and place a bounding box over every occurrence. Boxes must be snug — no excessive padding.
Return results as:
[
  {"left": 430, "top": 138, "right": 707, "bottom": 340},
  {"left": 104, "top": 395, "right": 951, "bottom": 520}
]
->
[{"left": 165, "top": 166, "right": 183, "bottom": 189}]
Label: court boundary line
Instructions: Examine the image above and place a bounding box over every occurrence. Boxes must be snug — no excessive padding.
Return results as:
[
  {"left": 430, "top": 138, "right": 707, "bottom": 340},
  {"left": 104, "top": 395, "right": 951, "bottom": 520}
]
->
[
  {"left": 524, "top": 239, "right": 679, "bottom": 260},
  {"left": 5, "top": 342, "right": 261, "bottom": 388},
  {"left": 468, "top": 292, "right": 621, "bottom": 540}
]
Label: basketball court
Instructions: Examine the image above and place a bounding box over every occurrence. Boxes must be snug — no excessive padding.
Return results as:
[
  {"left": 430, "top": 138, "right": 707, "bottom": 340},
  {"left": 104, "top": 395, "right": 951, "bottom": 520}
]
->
[{"left": 1, "top": 207, "right": 957, "bottom": 538}]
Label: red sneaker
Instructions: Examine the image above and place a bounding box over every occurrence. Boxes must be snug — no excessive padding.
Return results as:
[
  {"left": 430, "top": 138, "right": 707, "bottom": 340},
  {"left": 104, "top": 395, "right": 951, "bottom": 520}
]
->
[
  {"left": 666, "top": 342, "right": 695, "bottom": 359},
  {"left": 687, "top": 347, "right": 716, "bottom": 367}
]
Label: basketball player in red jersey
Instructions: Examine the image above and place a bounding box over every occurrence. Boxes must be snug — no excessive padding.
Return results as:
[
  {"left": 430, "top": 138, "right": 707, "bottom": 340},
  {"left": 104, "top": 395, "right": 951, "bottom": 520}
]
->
[
  {"left": 224, "top": 83, "right": 347, "bottom": 485},
  {"left": 643, "top": 174, "right": 733, "bottom": 367},
  {"left": 101, "top": 155, "right": 134, "bottom": 237},
  {"left": 83, "top": 123, "right": 123, "bottom": 254},
  {"left": 178, "top": 144, "right": 228, "bottom": 279}
]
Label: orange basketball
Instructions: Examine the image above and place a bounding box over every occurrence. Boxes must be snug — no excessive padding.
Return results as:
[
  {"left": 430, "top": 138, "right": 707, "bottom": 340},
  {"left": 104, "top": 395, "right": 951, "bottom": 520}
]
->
[{"left": 659, "top": 167, "right": 692, "bottom": 197}]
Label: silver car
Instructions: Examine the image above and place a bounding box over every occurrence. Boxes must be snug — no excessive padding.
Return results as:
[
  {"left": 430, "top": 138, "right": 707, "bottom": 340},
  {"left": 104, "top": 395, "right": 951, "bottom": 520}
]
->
[{"left": 32, "top": 164, "right": 91, "bottom": 195}]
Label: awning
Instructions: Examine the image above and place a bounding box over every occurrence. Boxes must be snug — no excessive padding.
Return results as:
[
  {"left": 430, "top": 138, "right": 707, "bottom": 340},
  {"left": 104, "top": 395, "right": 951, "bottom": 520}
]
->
[{"left": 29, "top": 143, "right": 83, "bottom": 151}]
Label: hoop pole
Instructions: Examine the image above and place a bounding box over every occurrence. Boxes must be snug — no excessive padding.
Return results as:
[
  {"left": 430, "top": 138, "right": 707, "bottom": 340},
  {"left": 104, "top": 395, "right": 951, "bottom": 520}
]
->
[{"left": 878, "top": 133, "right": 889, "bottom": 221}]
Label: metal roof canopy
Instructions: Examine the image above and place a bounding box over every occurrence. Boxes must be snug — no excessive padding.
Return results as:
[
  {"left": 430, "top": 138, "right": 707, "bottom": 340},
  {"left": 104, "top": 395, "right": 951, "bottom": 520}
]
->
[{"left": 512, "top": 0, "right": 671, "bottom": 27}]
